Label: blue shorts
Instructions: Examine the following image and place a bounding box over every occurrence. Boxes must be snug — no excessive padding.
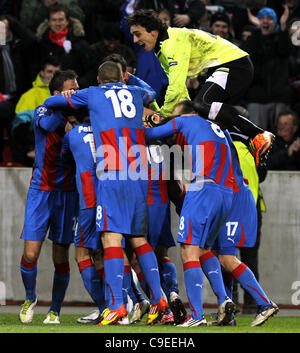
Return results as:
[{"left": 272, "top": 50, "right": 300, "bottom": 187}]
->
[
  {"left": 147, "top": 202, "right": 175, "bottom": 248},
  {"left": 213, "top": 186, "right": 257, "bottom": 256},
  {"left": 177, "top": 182, "right": 233, "bottom": 248},
  {"left": 74, "top": 208, "right": 102, "bottom": 250},
  {"left": 96, "top": 178, "right": 149, "bottom": 236},
  {"left": 21, "top": 188, "right": 78, "bottom": 244}
]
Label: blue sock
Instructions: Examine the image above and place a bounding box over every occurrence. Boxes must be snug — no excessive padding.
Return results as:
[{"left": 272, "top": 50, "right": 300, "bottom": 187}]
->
[
  {"left": 96, "top": 267, "right": 108, "bottom": 308},
  {"left": 104, "top": 247, "right": 124, "bottom": 310},
  {"left": 134, "top": 242, "right": 163, "bottom": 304},
  {"left": 222, "top": 271, "right": 234, "bottom": 300},
  {"left": 78, "top": 259, "right": 105, "bottom": 313},
  {"left": 159, "top": 257, "right": 178, "bottom": 302},
  {"left": 183, "top": 261, "right": 203, "bottom": 320},
  {"left": 200, "top": 251, "right": 227, "bottom": 305},
  {"left": 49, "top": 262, "right": 70, "bottom": 314},
  {"left": 20, "top": 255, "right": 37, "bottom": 302},
  {"left": 136, "top": 271, "right": 150, "bottom": 299},
  {"left": 123, "top": 265, "right": 132, "bottom": 307},
  {"left": 232, "top": 263, "right": 271, "bottom": 307},
  {"left": 128, "top": 271, "right": 146, "bottom": 305}
]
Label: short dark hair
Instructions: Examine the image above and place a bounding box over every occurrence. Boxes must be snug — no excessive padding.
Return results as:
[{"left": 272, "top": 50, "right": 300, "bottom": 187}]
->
[
  {"left": 40, "top": 56, "right": 61, "bottom": 71},
  {"left": 48, "top": 4, "right": 69, "bottom": 20},
  {"left": 49, "top": 70, "right": 78, "bottom": 95},
  {"left": 125, "top": 9, "right": 167, "bottom": 33},
  {"left": 175, "top": 100, "right": 195, "bottom": 115},
  {"left": 101, "top": 54, "right": 127, "bottom": 74},
  {"left": 277, "top": 110, "right": 299, "bottom": 126},
  {"left": 97, "top": 61, "right": 121, "bottom": 84}
]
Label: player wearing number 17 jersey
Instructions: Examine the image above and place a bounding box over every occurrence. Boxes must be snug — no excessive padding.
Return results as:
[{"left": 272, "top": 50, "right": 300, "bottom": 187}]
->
[{"left": 44, "top": 62, "right": 168, "bottom": 326}]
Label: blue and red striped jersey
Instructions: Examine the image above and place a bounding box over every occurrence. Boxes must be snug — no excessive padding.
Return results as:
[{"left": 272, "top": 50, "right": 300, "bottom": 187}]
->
[
  {"left": 147, "top": 145, "right": 168, "bottom": 205},
  {"left": 44, "top": 78, "right": 156, "bottom": 179},
  {"left": 145, "top": 115, "right": 235, "bottom": 189},
  {"left": 62, "top": 120, "right": 97, "bottom": 209},
  {"left": 30, "top": 104, "right": 76, "bottom": 191}
]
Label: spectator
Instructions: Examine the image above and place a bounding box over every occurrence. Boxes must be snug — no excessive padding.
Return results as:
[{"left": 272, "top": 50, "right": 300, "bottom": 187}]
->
[
  {"left": 239, "top": 24, "right": 256, "bottom": 42},
  {"left": 135, "top": 0, "right": 207, "bottom": 28},
  {"left": 211, "top": 1, "right": 263, "bottom": 38},
  {"left": 209, "top": 10, "right": 241, "bottom": 45},
  {"left": 78, "top": 0, "right": 124, "bottom": 43},
  {"left": 158, "top": 8, "right": 172, "bottom": 27},
  {"left": 268, "top": 110, "right": 300, "bottom": 170},
  {"left": 287, "top": 17, "right": 300, "bottom": 116},
  {"left": 91, "top": 22, "right": 136, "bottom": 73},
  {"left": 0, "top": 14, "right": 36, "bottom": 99},
  {"left": 0, "top": 0, "right": 15, "bottom": 15},
  {"left": 19, "top": 0, "right": 85, "bottom": 33},
  {"left": 0, "top": 15, "right": 36, "bottom": 163},
  {"left": 79, "top": 22, "right": 137, "bottom": 88},
  {"left": 10, "top": 56, "right": 61, "bottom": 167},
  {"left": 241, "top": 7, "right": 292, "bottom": 133},
  {"left": 35, "top": 4, "right": 92, "bottom": 81}
]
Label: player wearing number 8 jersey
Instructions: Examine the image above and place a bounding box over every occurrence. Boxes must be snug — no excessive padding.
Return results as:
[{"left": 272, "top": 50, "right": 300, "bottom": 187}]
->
[
  {"left": 145, "top": 100, "right": 235, "bottom": 326},
  {"left": 44, "top": 61, "right": 168, "bottom": 326}
]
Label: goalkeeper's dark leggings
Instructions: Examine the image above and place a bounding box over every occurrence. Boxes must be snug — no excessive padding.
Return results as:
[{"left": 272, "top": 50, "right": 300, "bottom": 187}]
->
[{"left": 193, "top": 56, "right": 264, "bottom": 140}]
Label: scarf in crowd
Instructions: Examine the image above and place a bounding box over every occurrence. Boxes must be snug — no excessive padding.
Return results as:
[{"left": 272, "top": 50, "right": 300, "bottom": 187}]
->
[
  {"left": 49, "top": 28, "right": 69, "bottom": 47},
  {"left": 0, "top": 35, "right": 17, "bottom": 94}
]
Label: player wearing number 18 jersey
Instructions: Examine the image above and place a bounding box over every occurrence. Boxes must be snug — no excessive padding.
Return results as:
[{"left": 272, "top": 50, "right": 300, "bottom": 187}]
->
[{"left": 44, "top": 62, "right": 168, "bottom": 326}]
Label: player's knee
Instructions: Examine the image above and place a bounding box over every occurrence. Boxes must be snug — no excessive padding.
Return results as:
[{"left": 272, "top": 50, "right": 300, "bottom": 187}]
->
[
  {"left": 53, "top": 243, "right": 70, "bottom": 264},
  {"left": 130, "top": 255, "right": 140, "bottom": 272},
  {"left": 75, "top": 247, "right": 90, "bottom": 263},
  {"left": 23, "top": 250, "right": 39, "bottom": 264},
  {"left": 154, "top": 245, "right": 168, "bottom": 261},
  {"left": 218, "top": 254, "right": 240, "bottom": 272}
]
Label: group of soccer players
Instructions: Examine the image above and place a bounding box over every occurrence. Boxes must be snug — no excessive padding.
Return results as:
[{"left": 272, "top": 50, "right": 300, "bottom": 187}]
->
[{"left": 18, "top": 9, "right": 279, "bottom": 328}]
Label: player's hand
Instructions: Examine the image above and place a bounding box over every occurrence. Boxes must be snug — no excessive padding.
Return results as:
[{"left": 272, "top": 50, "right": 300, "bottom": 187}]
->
[
  {"left": 173, "top": 14, "right": 190, "bottom": 27},
  {"left": 61, "top": 89, "right": 75, "bottom": 98},
  {"left": 123, "top": 71, "right": 131, "bottom": 84}
]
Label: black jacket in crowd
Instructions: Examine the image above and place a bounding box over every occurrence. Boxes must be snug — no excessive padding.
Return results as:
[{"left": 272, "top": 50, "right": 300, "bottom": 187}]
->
[
  {"left": 268, "top": 135, "right": 300, "bottom": 171},
  {"left": 240, "top": 28, "right": 293, "bottom": 105}
]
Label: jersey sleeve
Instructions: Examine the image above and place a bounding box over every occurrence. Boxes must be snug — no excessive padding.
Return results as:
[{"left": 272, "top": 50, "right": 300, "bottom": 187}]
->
[
  {"left": 35, "top": 105, "right": 63, "bottom": 132},
  {"left": 128, "top": 74, "right": 156, "bottom": 104},
  {"left": 61, "top": 132, "right": 70, "bottom": 155},
  {"left": 160, "top": 34, "right": 191, "bottom": 117},
  {"left": 44, "top": 88, "right": 89, "bottom": 110},
  {"left": 145, "top": 118, "right": 178, "bottom": 141},
  {"left": 61, "top": 132, "right": 74, "bottom": 163}
]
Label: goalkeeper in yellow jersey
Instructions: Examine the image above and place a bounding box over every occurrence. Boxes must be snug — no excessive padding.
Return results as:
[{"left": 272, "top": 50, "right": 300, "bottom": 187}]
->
[{"left": 126, "top": 9, "right": 274, "bottom": 166}]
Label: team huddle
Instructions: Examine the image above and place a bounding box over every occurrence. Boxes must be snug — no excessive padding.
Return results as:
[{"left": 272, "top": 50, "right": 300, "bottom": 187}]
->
[{"left": 18, "top": 10, "right": 278, "bottom": 328}]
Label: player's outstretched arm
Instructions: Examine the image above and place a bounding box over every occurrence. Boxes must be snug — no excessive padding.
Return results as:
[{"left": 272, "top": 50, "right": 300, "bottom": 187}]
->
[
  {"left": 145, "top": 118, "right": 177, "bottom": 142},
  {"left": 44, "top": 89, "right": 89, "bottom": 110},
  {"left": 127, "top": 73, "right": 156, "bottom": 103}
]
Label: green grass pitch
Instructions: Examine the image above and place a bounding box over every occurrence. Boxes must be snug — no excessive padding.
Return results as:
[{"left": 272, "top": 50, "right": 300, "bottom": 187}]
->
[{"left": 1, "top": 313, "right": 300, "bottom": 334}]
